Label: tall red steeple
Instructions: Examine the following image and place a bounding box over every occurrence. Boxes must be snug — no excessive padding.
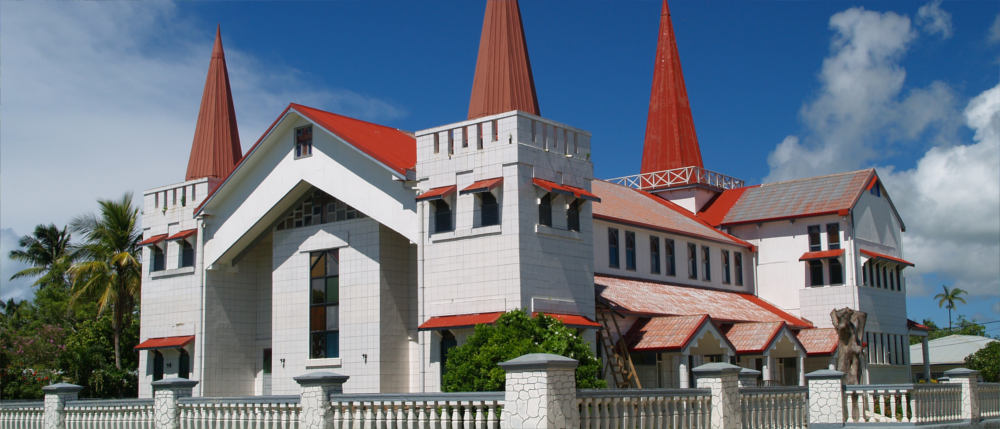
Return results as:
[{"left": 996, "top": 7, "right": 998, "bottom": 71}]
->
[
  {"left": 640, "top": 0, "right": 703, "bottom": 174},
  {"left": 186, "top": 25, "right": 242, "bottom": 181},
  {"left": 467, "top": 0, "right": 540, "bottom": 120}
]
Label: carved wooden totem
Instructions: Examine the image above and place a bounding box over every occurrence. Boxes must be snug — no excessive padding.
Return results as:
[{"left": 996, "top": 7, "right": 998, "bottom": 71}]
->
[{"left": 831, "top": 307, "right": 867, "bottom": 384}]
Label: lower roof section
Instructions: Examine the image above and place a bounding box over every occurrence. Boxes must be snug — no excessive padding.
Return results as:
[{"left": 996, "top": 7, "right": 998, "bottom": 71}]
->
[
  {"left": 627, "top": 314, "right": 711, "bottom": 352},
  {"left": 418, "top": 311, "right": 599, "bottom": 330},
  {"left": 134, "top": 335, "right": 195, "bottom": 350},
  {"left": 796, "top": 328, "right": 838, "bottom": 356}
]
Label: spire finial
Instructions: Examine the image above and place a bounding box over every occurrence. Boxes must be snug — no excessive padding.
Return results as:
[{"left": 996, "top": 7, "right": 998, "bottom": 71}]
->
[
  {"left": 640, "top": 0, "right": 704, "bottom": 174},
  {"left": 185, "top": 26, "right": 242, "bottom": 181},
  {"left": 467, "top": 0, "right": 540, "bottom": 120}
]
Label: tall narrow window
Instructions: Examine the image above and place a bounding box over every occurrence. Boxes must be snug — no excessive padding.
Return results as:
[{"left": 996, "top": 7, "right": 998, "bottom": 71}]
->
[
  {"left": 295, "top": 125, "right": 313, "bottom": 158},
  {"left": 491, "top": 119, "right": 498, "bottom": 141},
  {"left": 262, "top": 349, "right": 272, "bottom": 375},
  {"left": 432, "top": 200, "right": 453, "bottom": 233},
  {"left": 181, "top": 187, "right": 187, "bottom": 206},
  {"left": 829, "top": 258, "right": 844, "bottom": 284},
  {"left": 155, "top": 193, "right": 159, "bottom": 208},
  {"left": 153, "top": 351, "right": 164, "bottom": 381},
  {"left": 722, "top": 250, "right": 731, "bottom": 284},
  {"left": 650, "top": 236, "right": 661, "bottom": 274},
  {"left": 862, "top": 261, "right": 869, "bottom": 286},
  {"left": 178, "top": 349, "right": 190, "bottom": 379},
  {"left": 173, "top": 189, "right": 177, "bottom": 205},
  {"left": 476, "top": 123, "right": 484, "bottom": 149},
  {"left": 151, "top": 245, "right": 165, "bottom": 272},
  {"left": 688, "top": 243, "right": 697, "bottom": 279},
  {"left": 735, "top": 253, "right": 743, "bottom": 285},
  {"left": 809, "top": 260, "right": 824, "bottom": 286},
  {"left": 440, "top": 330, "right": 457, "bottom": 379},
  {"left": 180, "top": 240, "right": 194, "bottom": 268},
  {"left": 625, "top": 231, "right": 636, "bottom": 271},
  {"left": 875, "top": 264, "right": 882, "bottom": 288},
  {"left": 531, "top": 120, "right": 537, "bottom": 145},
  {"left": 434, "top": 133, "right": 440, "bottom": 154},
  {"left": 479, "top": 192, "right": 499, "bottom": 227},
  {"left": 895, "top": 267, "right": 902, "bottom": 290},
  {"left": 448, "top": 130, "right": 454, "bottom": 155},
  {"left": 538, "top": 194, "right": 552, "bottom": 227},
  {"left": 881, "top": 266, "right": 888, "bottom": 289},
  {"left": 807, "top": 225, "right": 821, "bottom": 251},
  {"left": 826, "top": 223, "right": 840, "bottom": 249},
  {"left": 665, "top": 239, "right": 676, "bottom": 276},
  {"left": 608, "top": 228, "right": 620, "bottom": 269},
  {"left": 702, "top": 246, "right": 711, "bottom": 281},
  {"left": 462, "top": 127, "right": 468, "bottom": 148},
  {"left": 310, "top": 250, "right": 339, "bottom": 359},
  {"left": 567, "top": 199, "right": 581, "bottom": 232},
  {"left": 191, "top": 185, "right": 196, "bottom": 201}
]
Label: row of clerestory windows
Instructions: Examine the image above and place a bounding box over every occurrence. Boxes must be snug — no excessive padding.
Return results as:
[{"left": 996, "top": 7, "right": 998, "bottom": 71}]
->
[
  {"left": 149, "top": 239, "right": 195, "bottom": 273},
  {"left": 429, "top": 191, "right": 501, "bottom": 234},
  {"left": 861, "top": 260, "right": 903, "bottom": 291},
  {"left": 608, "top": 227, "right": 744, "bottom": 286},
  {"left": 537, "top": 193, "right": 583, "bottom": 232}
]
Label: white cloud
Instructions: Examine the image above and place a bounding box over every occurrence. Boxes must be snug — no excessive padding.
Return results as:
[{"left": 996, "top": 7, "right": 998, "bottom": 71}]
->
[
  {"left": 917, "top": 0, "right": 953, "bottom": 39},
  {"left": 0, "top": 1, "right": 405, "bottom": 235},
  {"left": 989, "top": 14, "right": 1000, "bottom": 44},
  {"left": 0, "top": 228, "right": 36, "bottom": 303}
]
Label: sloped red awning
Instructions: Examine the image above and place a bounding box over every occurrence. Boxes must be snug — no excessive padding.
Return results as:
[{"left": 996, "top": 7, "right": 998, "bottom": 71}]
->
[
  {"left": 532, "top": 178, "right": 601, "bottom": 202},
  {"left": 416, "top": 185, "right": 457, "bottom": 202},
  {"left": 799, "top": 249, "right": 844, "bottom": 261},
  {"left": 134, "top": 335, "right": 195, "bottom": 350},
  {"left": 797, "top": 328, "right": 839, "bottom": 356},
  {"left": 137, "top": 234, "right": 168, "bottom": 246},
  {"left": 460, "top": 178, "right": 503, "bottom": 194},
  {"left": 418, "top": 312, "right": 599, "bottom": 330},
  {"left": 860, "top": 249, "right": 914, "bottom": 267},
  {"left": 167, "top": 229, "right": 197, "bottom": 241},
  {"left": 908, "top": 319, "right": 930, "bottom": 331},
  {"left": 628, "top": 315, "right": 709, "bottom": 352},
  {"left": 535, "top": 312, "right": 600, "bottom": 328}
]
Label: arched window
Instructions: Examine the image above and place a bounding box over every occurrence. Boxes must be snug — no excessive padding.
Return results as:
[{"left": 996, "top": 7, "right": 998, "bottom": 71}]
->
[
  {"left": 151, "top": 246, "right": 165, "bottom": 272},
  {"left": 479, "top": 193, "right": 499, "bottom": 227},
  {"left": 538, "top": 194, "right": 552, "bottom": 227},
  {"left": 440, "top": 330, "right": 457, "bottom": 378},
  {"left": 180, "top": 241, "right": 194, "bottom": 268},
  {"left": 153, "top": 351, "right": 164, "bottom": 381},
  {"left": 178, "top": 349, "right": 190, "bottom": 379},
  {"left": 432, "top": 200, "right": 453, "bottom": 233}
]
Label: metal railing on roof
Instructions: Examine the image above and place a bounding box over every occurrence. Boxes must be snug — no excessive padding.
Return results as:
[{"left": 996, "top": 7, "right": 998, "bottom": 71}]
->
[{"left": 605, "top": 166, "right": 745, "bottom": 191}]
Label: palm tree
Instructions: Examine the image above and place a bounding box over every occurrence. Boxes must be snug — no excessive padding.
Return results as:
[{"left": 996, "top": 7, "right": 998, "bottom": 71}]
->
[
  {"left": 8, "top": 223, "right": 75, "bottom": 288},
  {"left": 934, "top": 285, "right": 968, "bottom": 332},
  {"left": 69, "top": 193, "right": 142, "bottom": 369}
]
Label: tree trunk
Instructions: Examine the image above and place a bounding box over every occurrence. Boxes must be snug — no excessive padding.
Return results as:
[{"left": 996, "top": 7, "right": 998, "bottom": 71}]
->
[
  {"left": 113, "top": 302, "right": 122, "bottom": 369},
  {"left": 831, "top": 308, "right": 867, "bottom": 384}
]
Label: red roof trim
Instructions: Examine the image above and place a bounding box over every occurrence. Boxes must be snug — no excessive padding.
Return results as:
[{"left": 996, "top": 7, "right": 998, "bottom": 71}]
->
[
  {"left": 290, "top": 103, "right": 415, "bottom": 176},
  {"left": 634, "top": 188, "right": 755, "bottom": 251},
  {"left": 460, "top": 177, "right": 503, "bottom": 195},
  {"left": 166, "top": 229, "right": 197, "bottom": 241},
  {"left": 907, "top": 319, "right": 930, "bottom": 331},
  {"left": 799, "top": 249, "right": 845, "bottom": 261},
  {"left": 860, "top": 249, "right": 915, "bottom": 267},
  {"left": 134, "top": 335, "right": 195, "bottom": 350},
  {"left": 418, "top": 311, "right": 597, "bottom": 330},
  {"left": 416, "top": 185, "right": 457, "bottom": 202},
  {"left": 533, "top": 312, "right": 600, "bottom": 328},
  {"left": 720, "top": 210, "right": 846, "bottom": 227},
  {"left": 138, "top": 234, "right": 168, "bottom": 246},
  {"left": 533, "top": 178, "right": 601, "bottom": 202},
  {"left": 738, "top": 293, "right": 813, "bottom": 329},
  {"left": 698, "top": 186, "right": 755, "bottom": 227},
  {"left": 796, "top": 328, "right": 839, "bottom": 356}
]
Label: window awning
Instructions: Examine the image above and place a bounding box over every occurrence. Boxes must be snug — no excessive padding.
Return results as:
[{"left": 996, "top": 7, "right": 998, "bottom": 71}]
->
[
  {"left": 798, "top": 249, "right": 844, "bottom": 261},
  {"left": 134, "top": 335, "right": 195, "bottom": 350},
  {"left": 460, "top": 177, "right": 503, "bottom": 195},
  {"left": 860, "top": 249, "right": 914, "bottom": 267},
  {"left": 167, "top": 229, "right": 197, "bottom": 241},
  {"left": 137, "top": 234, "right": 168, "bottom": 246},
  {"left": 532, "top": 178, "right": 601, "bottom": 202},
  {"left": 415, "top": 185, "right": 457, "bottom": 202},
  {"left": 418, "top": 311, "right": 600, "bottom": 330}
]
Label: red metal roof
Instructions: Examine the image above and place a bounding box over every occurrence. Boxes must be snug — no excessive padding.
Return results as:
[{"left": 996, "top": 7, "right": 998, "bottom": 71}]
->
[
  {"left": 724, "top": 322, "right": 784, "bottom": 354},
  {"left": 592, "top": 180, "right": 752, "bottom": 249},
  {"left": 532, "top": 178, "right": 601, "bottom": 202},
  {"left": 907, "top": 319, "right": 930, "bottom": 331},
  {"left": 416, "top": 185, "right": 457, "bottom": 202},
  {"left": 640, "top": 0, "right": 703, "bottom": 174},
  {"left": 137, "top": 234, "right": 168, "bottom": 246},
  {"left": 291, "top": 103, "right": 415, "bottom": 176},
  {"left": 799, "top": 249, "right": 845, "bottom": 261},
  {"left": 460, "top": 178, "right": 504, "bottom": 194},
  {"left": 134, "top": 335, "right": 195, "bottom": 350},
  {"left": 167, "top": 229, "right": 197, "bottom": 241},
  {"left": 186, "top": 26, "right": 242, "bottom": 181},
  {"left": 535, "top": 313, "right": 600, "bottom": 328},
  {"left": 418, "top": 311, "right": 598, "bottom": 330},
  {"left": 796, "top": 328, "right": 839, "bottom": 356},
  {"left": 467, "top": 0, "right": 540, "bottom": 120},
  {"left": 628, "top": 314, "right": 709, "bottom": 351},
  {"left": 596, "top": 275, "right": 812, "bottom": 328},
  {"left": 860, "top": 249, "right": 914, "bottom": 267}
]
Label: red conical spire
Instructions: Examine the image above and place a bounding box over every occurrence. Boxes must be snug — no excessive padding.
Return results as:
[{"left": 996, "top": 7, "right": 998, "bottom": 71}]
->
[
  {"left": 467, "top": 0, "right": 540, "bottom": 120},
  {"left": 186, "top": 25, "right": 242, "bottom": 181},
  {"left": 640, "top": 0, "right": 703, "bottom": 174}
]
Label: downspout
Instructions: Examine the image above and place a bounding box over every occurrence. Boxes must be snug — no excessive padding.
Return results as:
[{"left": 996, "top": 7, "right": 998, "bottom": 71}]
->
[
  {"left": 753, "top": 224, "right": 760, "bottom": 297},
  {"left": 849, "top": 210, "right": 859, "bottom": 309},
  {"left": 417, "top": 197, "right": 426, "bottom": 392},
  {"left": 196, "top": 215, "right": 207, "bottom": 396}
]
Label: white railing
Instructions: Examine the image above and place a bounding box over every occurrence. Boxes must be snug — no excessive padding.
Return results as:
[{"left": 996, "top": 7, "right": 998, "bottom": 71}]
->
[
  {"left": 0, "top": 401, "right": 44, "bottom": 429},
  {"left": 845, "top": 384, "right": 962, "bottom": 424},
  {"left": 178, "top": 396, "right": 300, "bottom": 429},
  {"left": 605, "top": 166, "right": 745, "bottom": 192},
  {"left": 576, "top": 388, "right": 711, "bottom": 429},
  {"left": 738, "top": 387, "right": 808, "bottom": 429},
  {"left": 981, "top": 382, "right": 1000, "bottom": 419},
  {"left": 65, "top": 399, "right": 154, "bottom": 429},
  {"left": 328, "top": 392, "right": 504, "bottom": 429}
]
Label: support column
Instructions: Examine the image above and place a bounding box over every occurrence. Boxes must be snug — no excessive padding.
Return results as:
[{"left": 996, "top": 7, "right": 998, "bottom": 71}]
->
[
  {"left": 761, "top": 353, "right": 773, "bottom": 386},
  {"left": 42, "top": 383, "right": 82, "bottom": 429},
  {"left": 738, "top": 368, "right": 761, "bottom": 388},
  {"left": 294, "top": 371, "right": 349, "bottom": 429},
  {"left": 943, "top": 368, "right": 980, "bottom": 423},
  {"left": 806, "top": 369, "right": 845, "bottom": 429},
  {"left": 921, "top": 336, "right": 931, "bottom": 381},
  {"left": 678, "top": 352, "right": 690, "bottom": 388},
  {"left": 499, "top": 353, "right": 580, "bottom": 429},
  {"left": 152, "top": 378, "right": 198, "bottom": 429},
  {"left": 798, "top": 354, "right": 806, "bottom": 386},
  {"left": 693, "top": 363, "right": 741, "bottom": 429}
]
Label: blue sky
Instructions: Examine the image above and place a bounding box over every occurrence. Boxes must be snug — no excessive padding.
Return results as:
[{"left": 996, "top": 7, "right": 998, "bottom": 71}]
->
[{"left": 1, "top": 1, "right": 998, "bottom": 334}]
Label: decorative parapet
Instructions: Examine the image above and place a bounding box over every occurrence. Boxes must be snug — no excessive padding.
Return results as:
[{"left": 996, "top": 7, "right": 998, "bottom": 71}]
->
[
  {"left": 606, "top": 166, "right": 745, "bottom": 192},
  {"left": 499, "top": 353, "right": 579, "bottom": 429}
]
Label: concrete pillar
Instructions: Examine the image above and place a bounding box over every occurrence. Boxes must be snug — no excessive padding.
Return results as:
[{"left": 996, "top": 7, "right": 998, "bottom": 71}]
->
[
  {"left": 294, "top": 371, "right": 349, "bottom": 429},
  {"left": 693, "top": 363, "right": 741, "bottom": 429},
  {"left": 499, "top": 353, "right": 580, "bottom": 429},
  {"left": 679, "top": 352, "right": 690, "bottom": 388},
  {"left": 806, "top": 369, "right": 845, "bottom": 429},
  {"left": 42, "top": 382, "right": 82, "bottom": 429},
  {"left": 738, "top": 368, "right": 761, "bottom": 388},
  {"left": 152, "top": 378, "right": 198, "bottom": 429},
  {"left": 798, "top": 354, "right": 806, "bottom": 386},
  {"left": 921, "top": 337, "right": 931, "bottom": 381},
  {"left": 943, "top": 368, "right": 980, "bottom": 423},
  {"left": 761, "top": 353, "right": 773, "bottom": 386}
]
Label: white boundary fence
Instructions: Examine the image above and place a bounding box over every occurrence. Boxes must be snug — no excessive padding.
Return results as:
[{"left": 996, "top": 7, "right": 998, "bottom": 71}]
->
[{"left": 0, "top": 401, "right": 44, "bottom": 429}]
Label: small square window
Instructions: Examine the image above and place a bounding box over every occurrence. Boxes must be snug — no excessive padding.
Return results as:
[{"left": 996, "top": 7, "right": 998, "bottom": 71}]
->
[{"left": 295, "top": 126, "right": 313, "bottom": 159}]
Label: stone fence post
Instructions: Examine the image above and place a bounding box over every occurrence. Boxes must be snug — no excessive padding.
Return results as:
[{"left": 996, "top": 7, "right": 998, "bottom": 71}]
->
[
  {"left": 151, "top": 378, "right": 198, "bottom": 429},
  {"left": 499, "top": 353, "right": 579, "bottom": 429},
  {"left": 294, "top": 371, "right": 349, "bottom": 429},
  {"left": 42, "top": 382, "right": 82, "bottom": 429},
  {"left": 806, "top": 369, "right": 845, "bottom": 429},
  {"left": 738, "top": 368, "right": 761, "bottom": 388},
  {"left": 943, "top": 367, "right": 980, "bottom": 423},
  {"left": 693, "top": 363, "right": 741, "bottom": 429}
]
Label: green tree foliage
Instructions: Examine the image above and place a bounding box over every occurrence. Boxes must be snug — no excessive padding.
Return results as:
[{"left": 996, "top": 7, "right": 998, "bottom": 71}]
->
[
  {"left": 909, "top": 316, "right": 988, "bottom": 345},
  {"left": 8, "top": 223, "right": 76, "bottom": 289},
  {"left": 934, "top": 285, "right": 967, "bottom": 332},
  {"left": 965, "top": 341, "right": 1000, "bottom": 382},
  {"left": 441, "top": 310, "right": 606, "bottom": 392}
]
